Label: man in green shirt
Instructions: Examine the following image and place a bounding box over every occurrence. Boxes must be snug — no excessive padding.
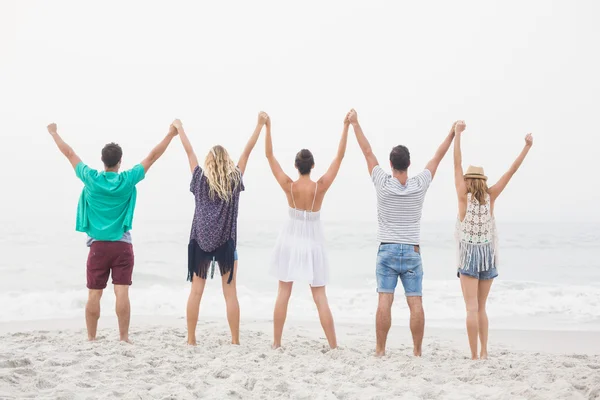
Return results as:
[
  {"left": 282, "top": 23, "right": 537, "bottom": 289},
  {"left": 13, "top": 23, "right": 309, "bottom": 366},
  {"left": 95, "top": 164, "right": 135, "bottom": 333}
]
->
[{"left": 47, "top": 122, "right": 178, "bottom": 342}]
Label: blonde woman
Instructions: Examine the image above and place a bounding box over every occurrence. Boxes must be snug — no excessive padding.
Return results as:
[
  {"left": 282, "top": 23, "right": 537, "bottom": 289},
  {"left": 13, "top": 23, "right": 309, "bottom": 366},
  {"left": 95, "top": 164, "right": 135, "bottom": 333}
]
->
[
  {"left": 453, "top": 120, "right": 533, "bottom": 359},
  {"left": 173, "top": 113, "right": 267, "bottom": 346},
  {"left": 265, "top": 111, "right": 350, "bottom": 349}
]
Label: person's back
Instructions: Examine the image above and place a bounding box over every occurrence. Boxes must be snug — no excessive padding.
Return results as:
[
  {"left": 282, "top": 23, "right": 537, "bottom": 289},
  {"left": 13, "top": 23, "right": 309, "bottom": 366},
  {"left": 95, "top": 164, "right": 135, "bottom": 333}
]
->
[
  {"left": 265, "top": 112, "right": 350, "bottom": 350},
  {"left": 174, "top": 115, "right": 265, "bottom": 347},
  {"left": 348, "top": 109, "right": 456, "bottom": 357},
  {"left": 453, "top": 122, "right": 534, "bottom": 360},
  {"left": 76, "top": 162, "right": 144, "bottom": 242},
  {"left": 372, "top": 166, "right": 431, "bottom": 245},
  {"left": 47, "top": 122, "right": 178, "bottom": 342}
]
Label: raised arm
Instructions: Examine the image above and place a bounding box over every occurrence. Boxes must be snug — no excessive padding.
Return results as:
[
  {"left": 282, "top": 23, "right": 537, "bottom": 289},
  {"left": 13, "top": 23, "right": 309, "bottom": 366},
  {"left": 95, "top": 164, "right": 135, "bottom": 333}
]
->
[
  {"left": 237, "top": 112, "right": 267, "bottom": 175},
  {"left": 47, "top": 123, "right": 82, "bottom": 169},
  {"left": 348, "top": 109, "right": 379, "bottom": 175},
  {"left": 489, "top": 134, "right": 534, "bottom": 201},
  {"left": 452, "top": 121, "right": 467, "bottom": 196},
  {"left": 264, "top": 114, "right": 293, "bottom": 189},
  {"left": 425, "top": 123, "right": 456, "bottom": 179},
  {"left": 140, "top": 124, "right": 178, "bottom": 173},
  {"left": 172, "top": 119, "right": 198, "bottom": 173},
  {"left": 317, "top": 113, "right": 350, "bottom": 191}
]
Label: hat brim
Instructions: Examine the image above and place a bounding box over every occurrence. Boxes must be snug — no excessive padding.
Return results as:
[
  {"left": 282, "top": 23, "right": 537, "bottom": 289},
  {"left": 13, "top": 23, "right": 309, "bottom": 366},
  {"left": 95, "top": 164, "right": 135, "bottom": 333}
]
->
[{"left": 464, "top": 174, "right": 487, "bottom": 181}]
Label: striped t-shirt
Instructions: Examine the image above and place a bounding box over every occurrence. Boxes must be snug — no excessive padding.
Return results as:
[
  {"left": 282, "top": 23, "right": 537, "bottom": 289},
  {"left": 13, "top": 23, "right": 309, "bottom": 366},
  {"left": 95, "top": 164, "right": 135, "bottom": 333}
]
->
[{"left": 371, "top": 166, "right": 433, "bottom": 245}]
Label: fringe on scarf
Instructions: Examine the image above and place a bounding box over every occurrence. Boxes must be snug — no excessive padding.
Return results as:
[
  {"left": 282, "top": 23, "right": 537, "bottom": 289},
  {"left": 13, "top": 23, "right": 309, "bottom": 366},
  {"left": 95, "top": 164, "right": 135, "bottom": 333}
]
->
[{"left": 187, "top": 239, "right": 236, "bottom": 284}]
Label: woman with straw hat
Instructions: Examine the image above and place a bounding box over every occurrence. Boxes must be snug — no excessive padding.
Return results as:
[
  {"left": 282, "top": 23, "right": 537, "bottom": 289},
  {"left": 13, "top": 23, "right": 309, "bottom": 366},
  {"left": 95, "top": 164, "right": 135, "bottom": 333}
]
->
[{"left": 453, "top": 120, "right": 533, "bottom": 359}]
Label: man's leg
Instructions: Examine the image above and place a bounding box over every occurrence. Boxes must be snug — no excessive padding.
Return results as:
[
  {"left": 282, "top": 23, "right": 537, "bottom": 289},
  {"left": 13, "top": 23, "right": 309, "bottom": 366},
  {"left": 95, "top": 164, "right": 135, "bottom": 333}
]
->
[
  {"left": 310, "top": 286, "right": 337, "bottom": 349},
  {"left": 186, "top": 274, "right": 206, "bottom": 346},
  {"left": 477, "top": 279, "right": 494, "bottom": 359},
  {"left": 406, "top": 296, "right": 424, "bottom": 356},
  {"left": 375, "top": 245, "right": 399, "bottom": 357},
  {"left": 376, "top": 293, "right": 394, "bottom": 356},
  {"left": 114, "top": 285, "right": 131, "bottom": 342},
  {"left": 111, "top": 243, "right": 135, "bottom": 343},
  {"left": 86, "top": 242, "right": 110, "bottom": 341},
  {"left": 460, "top": 274, "right": 480, "bottom": 360},
  {"left": 86, "top": 289, "right": 103, "bottom": 341},
  {"left": 400, "top": 249, "right": 425, "bottom": 356},
  {"left": 273, "top": 281, "right": 293, "bottom": 349},
  {"left": 221, "top": 262, "right": 240, "bottom": 345}
]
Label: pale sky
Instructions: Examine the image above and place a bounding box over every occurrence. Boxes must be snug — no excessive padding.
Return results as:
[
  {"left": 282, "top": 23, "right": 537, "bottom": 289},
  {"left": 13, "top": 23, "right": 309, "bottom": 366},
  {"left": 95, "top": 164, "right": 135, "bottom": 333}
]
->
[{"left": 1, "top": 0, "right": 598, "bottom": 227}]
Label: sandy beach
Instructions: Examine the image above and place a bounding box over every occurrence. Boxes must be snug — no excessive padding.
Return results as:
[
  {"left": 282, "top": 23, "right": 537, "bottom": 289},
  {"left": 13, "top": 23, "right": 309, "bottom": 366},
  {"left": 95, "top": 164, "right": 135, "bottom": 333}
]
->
[{"left": 1, "top": 317, "right": 599, "bottom": 399}]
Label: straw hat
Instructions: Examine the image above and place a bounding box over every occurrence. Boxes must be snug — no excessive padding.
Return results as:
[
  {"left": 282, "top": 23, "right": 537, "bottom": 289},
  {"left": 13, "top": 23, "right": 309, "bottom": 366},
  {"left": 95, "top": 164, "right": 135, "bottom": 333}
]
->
[{"left": 464, "top": 165, "right": 487, "bottom": 180}]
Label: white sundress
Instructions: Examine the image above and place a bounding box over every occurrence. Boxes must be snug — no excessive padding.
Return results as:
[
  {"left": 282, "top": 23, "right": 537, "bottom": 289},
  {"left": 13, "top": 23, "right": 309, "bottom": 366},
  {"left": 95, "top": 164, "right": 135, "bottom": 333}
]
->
[{"left": 270, "top": 182, "right": 329, "bottom": 287}]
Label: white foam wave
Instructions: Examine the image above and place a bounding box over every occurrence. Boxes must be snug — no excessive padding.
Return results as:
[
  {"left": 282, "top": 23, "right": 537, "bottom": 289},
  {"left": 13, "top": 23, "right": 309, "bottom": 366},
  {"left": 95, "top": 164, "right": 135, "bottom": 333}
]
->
[{"left": 2, "top": 280, "right": 600, "bottom": 330}]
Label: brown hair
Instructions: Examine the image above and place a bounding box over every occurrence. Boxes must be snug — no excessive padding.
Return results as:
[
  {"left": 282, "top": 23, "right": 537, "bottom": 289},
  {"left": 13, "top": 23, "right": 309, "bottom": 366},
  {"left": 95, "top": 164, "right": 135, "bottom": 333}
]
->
[
  {"left": 102, "top": 142, "right": 122, "bottom": 168},
  {"left": 465, "top": 178, "right": 489, "bottom": 204},
  {"left": 295, "top": 149, "right": 314, "bottom": 175},
  {"left": 204, "top": 145, "right": 241, "bottom": 202},
  {"left": 389, "top": 145, "right": 410, "bottom": 171}
]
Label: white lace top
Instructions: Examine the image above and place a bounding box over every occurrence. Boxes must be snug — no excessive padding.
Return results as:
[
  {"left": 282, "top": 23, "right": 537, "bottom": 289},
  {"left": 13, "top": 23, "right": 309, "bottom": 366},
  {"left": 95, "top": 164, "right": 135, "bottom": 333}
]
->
[{"left": 456, "top": 193, "right": 498, "bottom": 271}]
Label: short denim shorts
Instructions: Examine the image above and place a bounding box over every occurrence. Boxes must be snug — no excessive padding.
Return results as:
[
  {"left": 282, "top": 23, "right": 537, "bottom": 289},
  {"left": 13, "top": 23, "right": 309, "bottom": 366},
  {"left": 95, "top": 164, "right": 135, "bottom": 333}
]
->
[{"left": 376, "top": 243, "right": 423, "bottom": 296}]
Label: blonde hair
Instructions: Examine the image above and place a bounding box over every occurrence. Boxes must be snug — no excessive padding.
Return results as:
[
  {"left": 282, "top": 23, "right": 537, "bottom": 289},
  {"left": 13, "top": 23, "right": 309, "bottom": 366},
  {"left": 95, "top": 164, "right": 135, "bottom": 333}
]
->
[
  {"left": 203, "top": 145, "right": 241, "bottom": 202},
  {"left": 465, "top": 178, "right": 489, "bottom": 204}
]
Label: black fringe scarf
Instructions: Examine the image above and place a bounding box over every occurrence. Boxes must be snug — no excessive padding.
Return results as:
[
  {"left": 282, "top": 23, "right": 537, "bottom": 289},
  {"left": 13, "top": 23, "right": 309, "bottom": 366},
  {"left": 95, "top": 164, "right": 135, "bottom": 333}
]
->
[{"left": 187, "top": 239, "right": 235, "bottom": 284}]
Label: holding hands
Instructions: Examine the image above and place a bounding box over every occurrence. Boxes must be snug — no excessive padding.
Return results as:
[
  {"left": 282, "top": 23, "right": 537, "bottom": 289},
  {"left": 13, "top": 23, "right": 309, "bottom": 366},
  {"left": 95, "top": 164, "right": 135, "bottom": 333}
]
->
[
  {"left": 454, "top": 120, "right": 466, "bottom": 135},
  {"left": 258, "top": 111, "right": 269, "bottom": 127},
  {"left": 171, "top": 119, "right": 183, "bottom": 131},
  {"left": 347, "top": 109, "right": 358, "bottom": 125}
]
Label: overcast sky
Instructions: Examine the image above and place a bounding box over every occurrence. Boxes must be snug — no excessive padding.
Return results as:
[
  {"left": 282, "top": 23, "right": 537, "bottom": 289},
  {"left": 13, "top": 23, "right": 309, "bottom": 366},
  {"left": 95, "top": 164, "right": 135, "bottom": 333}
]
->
[{"left": 1, "top": 0, "right": 598, "bottom": 228}]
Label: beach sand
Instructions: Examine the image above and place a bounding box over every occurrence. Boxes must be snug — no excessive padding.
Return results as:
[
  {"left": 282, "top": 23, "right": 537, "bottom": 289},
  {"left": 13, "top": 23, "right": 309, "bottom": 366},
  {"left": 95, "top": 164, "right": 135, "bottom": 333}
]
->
[{"left": 1, "top": 317, "right": 599, "bottom": 399}]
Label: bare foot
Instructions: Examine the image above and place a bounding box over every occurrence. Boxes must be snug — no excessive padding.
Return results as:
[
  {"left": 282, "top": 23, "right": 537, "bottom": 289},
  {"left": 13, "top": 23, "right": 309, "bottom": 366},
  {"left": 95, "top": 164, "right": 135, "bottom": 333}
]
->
[
  {"left": 120, "top": 337, "right": 132, "bottom": 344},
  {"left": 375, "top": 351, "right": 385, "bottom": 357},
  {"left": 471, "top": 355, "right": 479, "bottom": 360},
  {"left": 272, "top": 343, "right": 281, "bottom": 350},
  {"left": 480, "top": 352, "right": 488, "bottom": 360},
  {"left": 187, "top": 340, "right": 197, "bottom": 346},
  {"left": 231, "top": 340, "right": 240, "bottom": 345},
  {"left": 413, "top": 349, "right": 422, "bottom": 357},
  {"left": 88, "top": 337, "right": 96, "bottom": 342}
]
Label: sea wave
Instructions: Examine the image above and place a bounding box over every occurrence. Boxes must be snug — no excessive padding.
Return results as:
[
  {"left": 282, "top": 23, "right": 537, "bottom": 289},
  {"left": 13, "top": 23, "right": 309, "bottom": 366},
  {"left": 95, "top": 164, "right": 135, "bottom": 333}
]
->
[{"left": 3, "top": 280, "right": 599, "bottom": 331}]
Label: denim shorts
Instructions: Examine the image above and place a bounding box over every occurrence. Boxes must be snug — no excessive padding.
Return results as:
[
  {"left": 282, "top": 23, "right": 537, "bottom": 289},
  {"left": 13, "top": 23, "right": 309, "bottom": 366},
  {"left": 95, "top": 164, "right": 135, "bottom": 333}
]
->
[{"left": 376, "top": 243, "right": 423, "bottom": 296}]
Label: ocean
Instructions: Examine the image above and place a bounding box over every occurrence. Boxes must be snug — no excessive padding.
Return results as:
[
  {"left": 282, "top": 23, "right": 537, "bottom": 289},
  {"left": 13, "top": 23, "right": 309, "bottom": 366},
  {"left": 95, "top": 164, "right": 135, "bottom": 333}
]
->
[{"left": 1, "top": 219, "right": 599, "bottom": 331}]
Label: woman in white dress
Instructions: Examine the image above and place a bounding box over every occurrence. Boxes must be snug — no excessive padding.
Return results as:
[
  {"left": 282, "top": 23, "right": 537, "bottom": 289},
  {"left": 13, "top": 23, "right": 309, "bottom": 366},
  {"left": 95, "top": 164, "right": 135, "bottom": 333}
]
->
[
  {"left": 453, "top": 120, "right": 534, "bottom": 359},
  {"left": 264, "top": 111, "right": 350, "bottom": 349}
]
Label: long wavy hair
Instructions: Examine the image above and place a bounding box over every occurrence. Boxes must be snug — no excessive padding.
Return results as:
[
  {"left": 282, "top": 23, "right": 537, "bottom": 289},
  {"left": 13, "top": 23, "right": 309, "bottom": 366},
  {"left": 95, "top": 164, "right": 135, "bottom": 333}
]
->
[
  {"left": 465, "top": 178, "right": 489, "bottom": 204},
  {"left": 203, "top": 145, "right": 241, "bottom": 202}
]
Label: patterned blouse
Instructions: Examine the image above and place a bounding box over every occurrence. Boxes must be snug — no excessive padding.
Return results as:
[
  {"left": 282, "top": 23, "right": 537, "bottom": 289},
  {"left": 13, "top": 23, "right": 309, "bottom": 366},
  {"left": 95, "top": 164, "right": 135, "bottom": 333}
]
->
[{"left": 189, "top": 166, "right": 244, "bottom": 252}]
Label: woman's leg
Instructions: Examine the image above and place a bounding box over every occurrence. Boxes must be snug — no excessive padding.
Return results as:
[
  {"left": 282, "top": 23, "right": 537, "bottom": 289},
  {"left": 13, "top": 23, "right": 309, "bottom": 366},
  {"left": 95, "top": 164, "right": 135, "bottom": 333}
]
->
[
  {"left": 311, "top": 285, "right": 337, "bottom": 349},
  {"left": 221, "top": 262, "right": 240, "bottom": 344},
  {"left": 477, "top": 279, "right": 494, "bottom": 359},
  {"left": 460, "top": 274, "right": 480, "bottom": 359},
  {"left": 186, "top": 274, "right": 206, "bottom": 345},
  {"left": 273, "top": 281, "right": 293, "bottom": 349}
]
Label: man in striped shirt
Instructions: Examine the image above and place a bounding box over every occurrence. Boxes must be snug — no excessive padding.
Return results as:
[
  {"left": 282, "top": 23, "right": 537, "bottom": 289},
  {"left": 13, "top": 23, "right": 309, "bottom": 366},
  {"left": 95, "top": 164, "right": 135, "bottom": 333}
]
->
[{"left": 348, "top": 109, "right": 455, "bottom": 357}]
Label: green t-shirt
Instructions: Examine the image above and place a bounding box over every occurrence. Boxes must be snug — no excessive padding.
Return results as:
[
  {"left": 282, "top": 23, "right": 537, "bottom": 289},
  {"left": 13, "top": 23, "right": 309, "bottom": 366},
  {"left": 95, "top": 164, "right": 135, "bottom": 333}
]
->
[{"left": 75, "top": 162, "right": 145, "bottom": 241}]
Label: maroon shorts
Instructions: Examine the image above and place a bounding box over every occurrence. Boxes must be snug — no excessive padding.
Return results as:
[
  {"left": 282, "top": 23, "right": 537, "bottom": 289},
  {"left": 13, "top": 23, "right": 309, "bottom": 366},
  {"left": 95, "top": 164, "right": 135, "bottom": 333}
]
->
[{"left": 87, "top": 241, "right": 135, "bottom": 290}]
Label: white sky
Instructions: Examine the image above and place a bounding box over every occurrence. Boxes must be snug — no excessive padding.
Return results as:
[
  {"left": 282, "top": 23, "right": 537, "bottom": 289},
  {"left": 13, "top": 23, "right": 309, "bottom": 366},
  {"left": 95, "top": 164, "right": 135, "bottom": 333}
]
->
[{"left": 1, "top": 0, "right": 599, "bottom": 226}]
